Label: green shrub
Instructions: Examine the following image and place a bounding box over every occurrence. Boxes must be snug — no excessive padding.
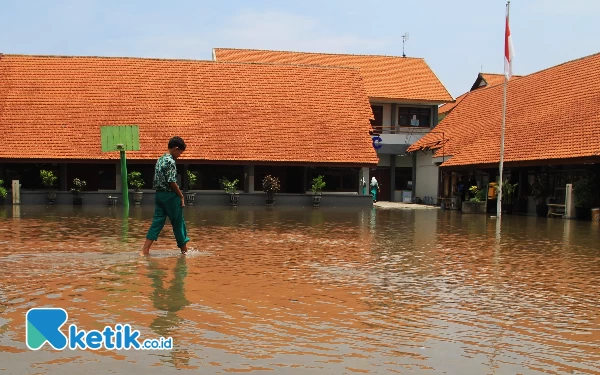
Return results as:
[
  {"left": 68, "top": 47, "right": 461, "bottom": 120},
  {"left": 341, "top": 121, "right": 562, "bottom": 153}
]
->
[
  {"left": 573, "top": 176, "right": 595, "bottom": 208},
  {"left": 262, "top": 175, "right": 280, "bottom": 194},
  {"left": 311, "top": 175, "right": 326, "bottom": 194},
  {"left": 70, "top": 178, "right": 86, "bottom": 196},
  {"left": 0, "top": 179, "right": 7, "bottom": 199},
  {"left": 187, "top": 170, "right": 198, "bottom": 190},
  {"left": 128, "top": 171, "right": 145, "bottom": 191},
  {"left": 40, "top": 170, "right": 58, "bottom": 188},
  {"left": 219, "top": 177, "right": 239, "bottom": 194}
]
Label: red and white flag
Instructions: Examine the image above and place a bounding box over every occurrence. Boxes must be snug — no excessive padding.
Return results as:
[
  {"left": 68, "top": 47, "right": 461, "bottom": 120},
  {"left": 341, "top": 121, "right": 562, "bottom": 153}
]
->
[{"left": 504, "top": 4, "right": 515, "bottom": 80}]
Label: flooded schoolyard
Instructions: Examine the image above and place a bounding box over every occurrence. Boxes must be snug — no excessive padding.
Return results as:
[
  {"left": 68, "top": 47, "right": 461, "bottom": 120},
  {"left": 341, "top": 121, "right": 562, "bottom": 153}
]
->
[{"left": 0, "top": 205, "right": 599, "bottom": 374}]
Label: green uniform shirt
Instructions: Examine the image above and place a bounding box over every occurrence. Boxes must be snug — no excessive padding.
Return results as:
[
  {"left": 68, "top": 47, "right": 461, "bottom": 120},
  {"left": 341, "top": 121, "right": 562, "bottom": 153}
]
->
[{"left": 152, "top": 153, "right": 178, "bottom": 191}]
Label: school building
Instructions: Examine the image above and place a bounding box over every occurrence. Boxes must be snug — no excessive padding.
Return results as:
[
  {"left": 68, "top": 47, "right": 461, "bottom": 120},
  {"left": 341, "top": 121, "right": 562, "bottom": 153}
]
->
[
  {"left": 0, "top": 49, "right": 452, "bottom": 205},
  {"left": 408, "top": 52, "right": 600, "bottom": 216}
]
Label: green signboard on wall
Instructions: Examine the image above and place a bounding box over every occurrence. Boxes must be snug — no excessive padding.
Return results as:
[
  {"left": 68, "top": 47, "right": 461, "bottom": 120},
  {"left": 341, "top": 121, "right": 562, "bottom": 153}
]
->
[
  {"left": 101, "top": 125, "right": 140, "bottom": 152},
  {"left": 100, "top": 125, "right": 141, "bottom": 210}
]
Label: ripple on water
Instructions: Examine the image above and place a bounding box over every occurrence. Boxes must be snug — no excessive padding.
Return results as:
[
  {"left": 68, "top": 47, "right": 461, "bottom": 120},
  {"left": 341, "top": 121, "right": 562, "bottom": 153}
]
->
[{"left": 0, "top": 205, "right": 599, "bottom": 374}]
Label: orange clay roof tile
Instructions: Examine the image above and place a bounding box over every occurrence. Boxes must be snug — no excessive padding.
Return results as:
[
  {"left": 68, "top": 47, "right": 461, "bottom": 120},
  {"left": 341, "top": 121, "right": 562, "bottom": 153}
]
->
[
  {"left": 213, "top": 48, "right": 453, "bottom": 103},
  {"left": 0, "top": 54, "right": 378, "bottom": 165},
  {"left": 408, "top": 52, "right": 600, "bottom": 167},
  {"left": 438, "top": 92, "right": 469, "bottom": 115}
]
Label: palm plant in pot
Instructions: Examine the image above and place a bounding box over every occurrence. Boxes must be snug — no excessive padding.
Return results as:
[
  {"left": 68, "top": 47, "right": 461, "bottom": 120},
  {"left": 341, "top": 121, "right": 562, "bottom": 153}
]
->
[
  {"left": 128, "top": 171, "right": 145, "bottom": 205},
  {"left": 70, "top": 178, "right": 86, "bottom": 205},
  {"left": 311, "top": 175, "right": 326, "bottom": 207},
  {"left": 262, "top": 175, "right": 280, "bottom": 206},
  {"left": 40, "top": 170, "right": 58, "bottom": 205},
  {"left": 573, "top": 176, "right": 595, "bottom": 220},
  {"left": 496, "top": 179, "right": 518, "bottom": 214},
  {"left": 0, "top": 179, "right": 7, "bottom": 205},
  {"left": 220, "top": 177, "right": 240, "bottom": 206},
  {"left": 530, "top": 175, "right": 548, "bottom": 217},
  {"left": 186, "top": 170, "right": 198, "bottom": 206}
]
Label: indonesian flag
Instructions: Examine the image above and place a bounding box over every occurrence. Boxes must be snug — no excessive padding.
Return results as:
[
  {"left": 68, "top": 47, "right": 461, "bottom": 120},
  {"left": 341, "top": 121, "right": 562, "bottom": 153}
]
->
[{"left": 504, "top": 5, "right": 515, "bottom": 80}]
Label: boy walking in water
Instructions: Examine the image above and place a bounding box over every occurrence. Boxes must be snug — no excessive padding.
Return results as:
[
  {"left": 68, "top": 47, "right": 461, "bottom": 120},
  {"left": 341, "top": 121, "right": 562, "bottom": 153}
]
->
[{"left": 140, "top": 136, "right": 190, "bottom": 256}]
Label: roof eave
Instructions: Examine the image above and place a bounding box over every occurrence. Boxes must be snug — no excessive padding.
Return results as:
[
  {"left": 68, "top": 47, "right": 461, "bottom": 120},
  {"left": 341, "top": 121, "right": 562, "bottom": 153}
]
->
[{"left": 369, "top": 97, "right": 453, "bottom": 105}]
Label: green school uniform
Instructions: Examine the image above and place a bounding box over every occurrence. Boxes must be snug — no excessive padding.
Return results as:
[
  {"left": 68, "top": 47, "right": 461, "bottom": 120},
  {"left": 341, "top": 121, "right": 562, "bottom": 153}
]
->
[{"left": 146, "top": 153, "right": 190, "bottom": 248}]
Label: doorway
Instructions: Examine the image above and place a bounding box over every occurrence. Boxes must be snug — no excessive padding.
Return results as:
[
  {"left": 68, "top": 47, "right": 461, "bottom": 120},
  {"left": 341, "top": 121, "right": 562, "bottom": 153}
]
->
[{"left": 370, "top": 167, "right": 390, "bottom": 201}]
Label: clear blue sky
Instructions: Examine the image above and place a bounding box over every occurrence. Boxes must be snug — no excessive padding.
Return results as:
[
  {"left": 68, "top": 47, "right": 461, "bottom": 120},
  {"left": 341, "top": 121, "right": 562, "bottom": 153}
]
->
[{"left": 2, "top": 0, "right": 599, "bottom": 97}]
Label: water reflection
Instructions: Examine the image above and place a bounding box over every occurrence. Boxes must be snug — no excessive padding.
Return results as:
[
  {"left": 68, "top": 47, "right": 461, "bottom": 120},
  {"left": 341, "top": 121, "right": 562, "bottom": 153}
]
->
[
  {"left": 0, "top": 205, "right": 599, "bottom": 374},
  {"left": 146, "top": 255, "right": 191, "bottom": 368}
]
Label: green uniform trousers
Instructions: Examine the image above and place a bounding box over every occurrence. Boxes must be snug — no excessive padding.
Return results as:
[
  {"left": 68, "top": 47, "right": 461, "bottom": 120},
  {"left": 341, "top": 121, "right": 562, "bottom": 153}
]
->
[{"left": 146, "top": 191, "right": 190, "bottom": 248}]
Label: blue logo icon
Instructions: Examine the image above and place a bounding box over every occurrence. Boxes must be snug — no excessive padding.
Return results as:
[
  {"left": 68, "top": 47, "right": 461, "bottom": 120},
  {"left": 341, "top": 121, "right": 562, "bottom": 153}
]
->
[
  {"left": 26, "top": 308, "right": 69, "bottom": 350},
  {"left": 26, "top": 308, "right": 172, "bottom": 351},
  {"left": 372, "top": 136, "right": 382, "bottom": 149}
]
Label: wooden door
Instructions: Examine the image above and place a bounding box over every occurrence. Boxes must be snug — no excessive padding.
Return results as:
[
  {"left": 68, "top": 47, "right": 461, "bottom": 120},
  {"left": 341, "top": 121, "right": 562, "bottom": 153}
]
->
[{"left": 370, "top": 168, "right": 391, "bottom": 201}]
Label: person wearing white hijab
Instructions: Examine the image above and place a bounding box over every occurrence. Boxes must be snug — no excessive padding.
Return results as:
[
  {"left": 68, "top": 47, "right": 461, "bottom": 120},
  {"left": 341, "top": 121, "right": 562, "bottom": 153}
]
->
[{"left": 370, "top": 177, "right": 380, "bottom": 202}]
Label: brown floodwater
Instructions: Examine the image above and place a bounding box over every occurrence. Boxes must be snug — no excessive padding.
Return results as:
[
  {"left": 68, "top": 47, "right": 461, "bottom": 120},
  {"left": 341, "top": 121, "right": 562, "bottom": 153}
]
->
[{"left": 0, "top": 204, "right": 599, "bottom": 374}]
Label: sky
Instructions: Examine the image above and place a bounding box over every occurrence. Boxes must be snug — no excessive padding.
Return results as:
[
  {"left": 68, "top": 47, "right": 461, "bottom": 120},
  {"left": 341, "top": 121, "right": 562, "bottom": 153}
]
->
[{"left": 1, "top": 0, "right": 599, "bottom": 97}]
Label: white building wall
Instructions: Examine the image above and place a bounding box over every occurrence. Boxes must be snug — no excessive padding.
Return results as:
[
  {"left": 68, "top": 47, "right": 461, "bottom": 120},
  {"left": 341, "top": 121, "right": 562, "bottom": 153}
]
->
[
  {"left": 415, "top": 151, "right": 439, "bottom": 201},
  {"left": 381, "top": 104, "right": 392, "bottom": 129}
]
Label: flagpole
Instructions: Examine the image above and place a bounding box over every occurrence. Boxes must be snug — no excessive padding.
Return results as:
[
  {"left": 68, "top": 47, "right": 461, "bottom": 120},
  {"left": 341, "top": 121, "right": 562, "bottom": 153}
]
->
[{"left": 498, "top": 1, "right": 510, "bottom": 219}]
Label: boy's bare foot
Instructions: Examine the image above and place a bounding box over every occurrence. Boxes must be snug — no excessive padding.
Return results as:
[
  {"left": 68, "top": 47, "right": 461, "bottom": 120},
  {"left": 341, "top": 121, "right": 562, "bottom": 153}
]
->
[
  {"left": 140, "top": 239, "right": 154, "bottom": 256},
  {"left": 180, "top": 244, "right": 188, "bottom": 255}
]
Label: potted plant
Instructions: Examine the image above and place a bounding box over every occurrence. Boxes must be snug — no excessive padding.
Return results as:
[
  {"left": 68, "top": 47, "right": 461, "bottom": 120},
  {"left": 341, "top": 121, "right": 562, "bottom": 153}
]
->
[
  {"left": 573, "top": 176, "right": 595, "bottom": 220},
  {"left": 186, "top": 170, "right": 197, "bottom": 206},
  {"left": 220, "top": 177, "right": 240, "bottom": 206},
  {"left": 461, "top": 185, "right": 487, "bottom": 214},
  {"left": 495, "top": 179, "right": 518, "bottom": 214},
  {"left": 530, "top": 175, "right": 548, "bottom": 217},
  {"left": 70, "top": 178, "right": 86, "bottom": 205},
  {"left": 311, "top": 175, "right": 326, "bottom": 207},
  {"left": 40, "top": 170, "right": 58, "bottom": 205},
  {"left": 262, "top": 175, "right": 280, "bottom": 206},
  {"left": 0, "top": 179, "right": 7, "bottom": 205},
  {"left": 128, "top": 171, "right": 145, "bottom": 205}
]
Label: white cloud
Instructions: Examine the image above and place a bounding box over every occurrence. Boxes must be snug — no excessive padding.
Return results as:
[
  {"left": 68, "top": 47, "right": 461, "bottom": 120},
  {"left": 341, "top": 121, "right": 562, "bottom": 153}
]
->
[{"left": 217, "top": 10, "right": 387, "bottom": 53}]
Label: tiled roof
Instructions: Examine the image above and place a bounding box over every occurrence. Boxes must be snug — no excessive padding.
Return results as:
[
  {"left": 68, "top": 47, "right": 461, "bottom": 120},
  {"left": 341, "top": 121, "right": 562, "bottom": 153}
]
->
[
  {"left": 479, "top": 73, "right": 507, "bottom": 88},
  {"left": 213, "top": 48, "right": 453, "bottom": 103},
  {"left": 408, "top": 52, "right": 600, "bottom": 167},
  {"left": 471, "top": 72, "right": 522, "bottom": 91},
  {"left": 0, "top": 54, "right": 378, "bottom": 165},
  {"left": 438, "top": 92, "right": 469, "bottom": 115}
]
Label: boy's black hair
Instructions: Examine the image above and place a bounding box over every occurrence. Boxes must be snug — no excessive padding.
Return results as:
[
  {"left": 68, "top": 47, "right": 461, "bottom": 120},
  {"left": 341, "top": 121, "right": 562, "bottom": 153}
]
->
[{"left": 168, "top": 136, "right": 186, "bottom": 151}]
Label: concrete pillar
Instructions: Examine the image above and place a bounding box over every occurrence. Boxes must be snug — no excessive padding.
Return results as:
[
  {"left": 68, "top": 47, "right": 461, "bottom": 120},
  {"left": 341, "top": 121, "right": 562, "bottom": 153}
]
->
[
  {"left": 390, "top": 154, "right": 396, "bottom": 201},
  {"left": 432, "top": 105, "right": 439, "bottom": 128},
  {"left": 244, "top": 165, "right": 255, "bottom": 193},
  {"left": 12, "top": 180, "right": 20, "bottom": 205},
  {"left": 412, "top": 153, "right": 417, "bottom": 200},
  {"left": 391, "top": 103, "right": 397, "bottom": 133},
  {"left": 60, "top": 163, "right": 68, "bottom": 191},
  {"left": 360, "top": 167, "right": 369, "bottom": 195}
]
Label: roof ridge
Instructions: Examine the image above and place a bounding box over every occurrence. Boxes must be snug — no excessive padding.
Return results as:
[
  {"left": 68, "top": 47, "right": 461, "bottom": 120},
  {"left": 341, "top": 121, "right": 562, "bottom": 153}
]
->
[
  {"left": 0, "top": 53, "right": 361, "bottom": 71},
  {"left": 213, "top": 47, "right": 425, "bottom": 60},
  {"left": 1, "top": 53, "right": 213, "bottom": 62},
  {"left": 510, "top": 51, "right": 600, "bottom": 80}
]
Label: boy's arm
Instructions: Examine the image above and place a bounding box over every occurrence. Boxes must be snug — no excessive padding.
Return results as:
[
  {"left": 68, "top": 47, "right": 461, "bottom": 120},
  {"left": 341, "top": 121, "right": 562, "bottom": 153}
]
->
[{"left": 169, "top": 182, "right": 185, "bottom": 207}]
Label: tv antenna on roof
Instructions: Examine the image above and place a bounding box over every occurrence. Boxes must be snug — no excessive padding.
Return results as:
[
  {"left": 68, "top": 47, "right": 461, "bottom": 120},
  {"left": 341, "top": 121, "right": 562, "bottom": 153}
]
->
[{"left": 402, "top": 32, "right": 410, "bottom": 57}]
